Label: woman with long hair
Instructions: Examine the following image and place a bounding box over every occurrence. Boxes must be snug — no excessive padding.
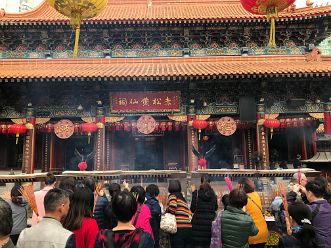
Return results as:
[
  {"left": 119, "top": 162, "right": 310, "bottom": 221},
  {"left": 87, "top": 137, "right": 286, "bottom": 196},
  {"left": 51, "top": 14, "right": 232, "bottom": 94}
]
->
[
  {"left": 278, "top": 201, "right": 324, "bottom": 248},
  {"left": 167, "top": 180, "right": 192, "bottom": 248},
  {"left": 6, "top": 184, "right": 28, "bottom": 245},
  {"left": 63, "top": 187, "right": 99, "bottom": 248},
  {"left": 190, "top": 175, "right": 218, "bottom": 248},
  {"left": 238, "top": 178, "right": 269, "bottom": 248}
]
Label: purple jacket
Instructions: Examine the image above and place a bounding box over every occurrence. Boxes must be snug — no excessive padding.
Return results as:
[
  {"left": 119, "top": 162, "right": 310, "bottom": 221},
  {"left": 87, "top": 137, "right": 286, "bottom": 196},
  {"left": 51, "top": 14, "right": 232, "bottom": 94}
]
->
[{"left": 308, "top": 199, "right": 331, "bottom": 248}]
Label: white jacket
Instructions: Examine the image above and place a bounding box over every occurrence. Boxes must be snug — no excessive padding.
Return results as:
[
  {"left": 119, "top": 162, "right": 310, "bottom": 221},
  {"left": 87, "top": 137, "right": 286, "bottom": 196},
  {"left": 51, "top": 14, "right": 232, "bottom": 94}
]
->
[{"left": 17, "top": 217, "right": 72, "bottom": 248}]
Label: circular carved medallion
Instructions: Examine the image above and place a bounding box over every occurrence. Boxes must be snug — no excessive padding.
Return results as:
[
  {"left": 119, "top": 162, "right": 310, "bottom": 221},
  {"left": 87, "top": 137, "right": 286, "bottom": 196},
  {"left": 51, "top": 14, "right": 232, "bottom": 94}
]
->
[
  {"left": 54, "top": 119, "right": 74, "bottom": 139},
  {"left": 217, "top": 117, "right": 237, "bottom": 136},
  {"left": 137, "top": 115, "right": 156, "bottom": 134}
]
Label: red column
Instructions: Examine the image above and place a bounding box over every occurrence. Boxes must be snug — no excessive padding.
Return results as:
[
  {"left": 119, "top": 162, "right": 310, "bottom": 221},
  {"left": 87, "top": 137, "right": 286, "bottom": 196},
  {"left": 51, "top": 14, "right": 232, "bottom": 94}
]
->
[
  {"left": 256, "top": 107, "right": 269, "bottom": 170},
  {"left": 312, "top": 131, "right": 317, "bottom": 154},
  {"left": 22, "top": 117, "right": 36, "bottom": 174},
  {"left": 324, "top": 112, "right": 331, "bottom": 135}
]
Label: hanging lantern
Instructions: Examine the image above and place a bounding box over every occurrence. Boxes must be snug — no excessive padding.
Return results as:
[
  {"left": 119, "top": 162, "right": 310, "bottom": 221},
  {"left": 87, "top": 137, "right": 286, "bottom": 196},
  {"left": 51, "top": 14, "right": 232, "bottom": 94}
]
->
[
  {"left": 74, "top": 123, "right": 80, "bottom": 133},
  {"left": 8, "top": 124, "right": 27, "bottom": 144},
  {"left": 240, "top": 0, "right": 295, "bottom": 48},
  {"left": 1, "top": 124, "right": 7, "bottom": 134},
  {"left": 174, "top": 122, "right": 181, "bottom": 132},
  {"left": 167, "top": 122, "right": 173, "bottom": 132},
  {"left": 80, "top": 123, "right": 97, "bottom": 144},
  {"left": 160, "top": 122, "right": 167, "bottom": 132},
  {"left": 264, "top": 119, "right": 280, "bottom": 139},
  {"left": 192, "top": 119, "right": 208, "bottom": 140},
  {"left": 47, "top": 0, "right": 107, "bottom": 58},
  {"left": 123, "top": 122, "right": 131, "bottom": 132},
  {"left": 154, "top": 122, "right": 160, "bottom": 132}
]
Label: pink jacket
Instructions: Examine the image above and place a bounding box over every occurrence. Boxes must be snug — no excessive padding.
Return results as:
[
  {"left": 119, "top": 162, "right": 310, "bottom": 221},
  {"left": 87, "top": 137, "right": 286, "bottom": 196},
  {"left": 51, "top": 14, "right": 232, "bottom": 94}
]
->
[
  {"left": 131, "top": 203, "right": 154, "bottom": 239},
  {"left": 31, "top": 186, "right": 54, "bottom": 226}
]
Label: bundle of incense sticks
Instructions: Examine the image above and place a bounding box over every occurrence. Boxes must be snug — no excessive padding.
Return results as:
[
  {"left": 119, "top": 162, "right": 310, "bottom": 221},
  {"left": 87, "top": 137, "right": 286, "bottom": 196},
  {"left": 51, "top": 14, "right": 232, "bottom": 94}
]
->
[
  {"left": 225, "top": 177, "right": 233, "bottom": 191},
  {"left": 278, "top": 182, "right": 291, "bottom": 235},
  {"left": 19, "top": 184, "right": 38, "bottom": 216},
  {"left": 298, "top": 167, "right": 302, "bottom": 185}
]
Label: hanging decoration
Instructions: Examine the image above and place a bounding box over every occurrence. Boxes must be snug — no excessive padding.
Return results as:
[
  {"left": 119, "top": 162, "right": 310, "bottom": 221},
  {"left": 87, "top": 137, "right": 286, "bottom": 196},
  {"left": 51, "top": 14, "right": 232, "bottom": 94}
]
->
[
  {"left": 8, "top": 124, "right": 27, "bottom": 144},
  {"left": 240, "top": 0, "right": 295, "bottom": 48},
  {"left": 192, "top": 119, "right": 208, "bottom": 140},
  {"left": 137, "top": 115, "right": 156, "bottom": 135},
  {"left": 78, "top": 161, "right": 88, "bottom": 171},
  {"left": 216, "top": 117, "right": 237, "bottom": 136},
  {"left": 263, "top": 119, "right": 280, "bottom": 139},
  {"left": 47, "top": 0, "right": 107, "bottom": 58},
  {"left": 80, "top": 122, "right": 98, "bottom": 143},
  {"left": 54, "top": 119, "right": 74, "bottom": 139}
]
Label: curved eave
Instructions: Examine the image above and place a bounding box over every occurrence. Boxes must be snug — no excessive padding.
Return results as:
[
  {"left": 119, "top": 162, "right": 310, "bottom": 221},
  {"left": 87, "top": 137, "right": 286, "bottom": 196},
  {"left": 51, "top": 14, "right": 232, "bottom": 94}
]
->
[{"left": 1, "top": 1, "right": 331, "bottom": 25}]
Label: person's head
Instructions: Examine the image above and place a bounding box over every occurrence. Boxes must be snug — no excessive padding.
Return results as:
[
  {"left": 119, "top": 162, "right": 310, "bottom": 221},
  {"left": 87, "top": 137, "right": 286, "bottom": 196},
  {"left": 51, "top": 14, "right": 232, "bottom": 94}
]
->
[
  {"left": 63, "top": 187, "right": 94, "bottom": 231},
  {"left": 82, "top": 177, "right": 96, "bottom": 192},
  {"left": 305, "top": 180, "right": 326, "bottom": 202},
  {"left": 222, "top": 194, "right": 230, "bottom": 210},
  {"left": 238, "top": 178, "right": 255, "bottom": 193},
  {"left": 109, "top": 183, "right": 121, "bottom": 199},
  {"left": 146, "top": 184, "right": 160, "bottom": 197},
  {"left": 0, "top": 199, "right": 13, "bottom": 239},
  {"left": 201, "top": 174, "right": 211, "bottom": 184},
  {"left": 44, "top": 188, "right": 70, "bottom": 222},
  {"left": 59, "top": 177, "right": 76, "bottom": 193},
  {"left": 291, "top": 172, "right": 307, "bottom": 187},
  {"left": 229, "top": 189, "right": 247, "bottom": 209},
  {"left": 168, "top": 180, "right": 181, "bottom": 194},
  {"left": 10, "top": 184, "right": 23, "bottom": 205},
  {"left": 288, "top": 202, "right": 318, "bottom": 248},
  {"left": 45, "top": 172, "right": 56, "bottom": 186},
  {"left": 112, "top": 191, "right": 137, "bottom": 223},
  {"left": 130, "top": 185, "right": 146, "bottom": 204}
]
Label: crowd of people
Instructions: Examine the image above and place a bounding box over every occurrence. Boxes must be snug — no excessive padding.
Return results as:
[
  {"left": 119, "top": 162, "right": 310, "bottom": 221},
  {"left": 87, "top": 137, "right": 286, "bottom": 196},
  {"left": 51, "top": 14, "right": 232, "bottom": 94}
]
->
[{"left": 0, "top": 172, "right": 331, "bottom": 248}]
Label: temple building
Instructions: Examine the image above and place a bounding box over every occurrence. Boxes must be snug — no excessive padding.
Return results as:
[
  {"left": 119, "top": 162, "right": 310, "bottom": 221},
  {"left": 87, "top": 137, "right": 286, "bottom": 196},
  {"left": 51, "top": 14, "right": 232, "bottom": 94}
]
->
[{"left": 0, "top": 0, "right": 330, "bottom": 173}]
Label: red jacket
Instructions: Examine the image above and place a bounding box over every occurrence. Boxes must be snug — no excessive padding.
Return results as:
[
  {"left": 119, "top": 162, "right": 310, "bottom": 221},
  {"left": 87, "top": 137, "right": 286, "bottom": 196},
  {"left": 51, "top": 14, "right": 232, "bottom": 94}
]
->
[{"left": 73, "top": 217, "right": 99, "bottom": 248}]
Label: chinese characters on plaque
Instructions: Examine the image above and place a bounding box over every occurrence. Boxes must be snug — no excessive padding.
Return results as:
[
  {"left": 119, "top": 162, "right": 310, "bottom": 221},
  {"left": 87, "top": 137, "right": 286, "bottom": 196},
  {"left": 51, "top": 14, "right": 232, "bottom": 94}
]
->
[{"left": 110, "top": 91, "right": 180, "bottom": 113}]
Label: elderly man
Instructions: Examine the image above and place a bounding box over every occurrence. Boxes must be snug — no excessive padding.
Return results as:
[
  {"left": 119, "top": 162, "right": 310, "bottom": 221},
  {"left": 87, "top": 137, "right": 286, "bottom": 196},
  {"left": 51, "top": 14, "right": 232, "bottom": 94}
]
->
[
  {"left": 17, "top": 188, "right": 73, "bottom": 248},
  {"left": 0, "top": 199, "right": 15, "bottom": 248},
  {"left": 287, "top": 172, "right": 308, "bottom": 204}
]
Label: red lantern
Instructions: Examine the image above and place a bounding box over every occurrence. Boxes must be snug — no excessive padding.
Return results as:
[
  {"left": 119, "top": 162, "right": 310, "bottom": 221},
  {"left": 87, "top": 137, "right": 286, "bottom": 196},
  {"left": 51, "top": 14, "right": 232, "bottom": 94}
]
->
[
  {"left": 8, "top": 124, "right": 27, "bottom": 144},
  {"left": 264, "top": 119, "right": 280, "bottom": 139},
  {"left": 78, "top": 161, "right": 87, "bottom": 171},
  {"left": 123, "top": 122, "right": 131, "bottom": 132},
  {"left": 192, "top": 119, "right": 208, "bottom": 140},
  {"left": 240, "top": 0, "right": 295, "bottom": 48},
  {"left": 131, "top": 122, "right": 137, "bottom": 132},
  {"left": 1, "top": 124, "right": 7, "bottom": 134},
  {"left": 174, "top": 122, "right": 181, "bottom": 132},
  {"left": 167, "top": 122, "right": 173, "bottom": 132},
  {"left": 80, "top": 123, "right": 98, "bottom": 143},
  {"left": 74, "top": 123, "right": 80, "bottom": 133},
  {"left": 160, "top": 122, "right": 166, "bottom": 132},
  {"left": 154, "top": 122, "right": 160, "bottom": 132}
]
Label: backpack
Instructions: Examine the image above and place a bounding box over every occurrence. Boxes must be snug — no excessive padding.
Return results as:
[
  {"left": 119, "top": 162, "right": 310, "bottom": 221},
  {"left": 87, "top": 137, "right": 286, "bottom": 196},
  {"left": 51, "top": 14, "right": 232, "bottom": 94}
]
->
[{"left": 210, "top": 211, "right": 223, "bottom": 248}]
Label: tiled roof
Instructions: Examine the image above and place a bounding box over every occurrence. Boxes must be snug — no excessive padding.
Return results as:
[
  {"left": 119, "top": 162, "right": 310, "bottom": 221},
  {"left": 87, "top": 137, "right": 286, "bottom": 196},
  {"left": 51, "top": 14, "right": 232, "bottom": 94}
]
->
[
  {"left": 1, "top": 55, "right": 331, "bottom": 80},
  {"left": 1, "top": 0, "right": 331, "bottom": 24}
]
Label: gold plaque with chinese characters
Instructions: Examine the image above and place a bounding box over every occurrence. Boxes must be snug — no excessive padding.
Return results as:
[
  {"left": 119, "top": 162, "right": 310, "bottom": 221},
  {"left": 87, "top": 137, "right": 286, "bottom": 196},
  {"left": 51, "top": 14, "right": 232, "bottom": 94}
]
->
[
  {"left": 137, "top": 115, "right": 156, "bottom": 134},
  {"left": 217, "top": 117, "right": 237, "bottom": 136},
  {"left": 54, "top": 119, "right": 74, "bottom": 139}
]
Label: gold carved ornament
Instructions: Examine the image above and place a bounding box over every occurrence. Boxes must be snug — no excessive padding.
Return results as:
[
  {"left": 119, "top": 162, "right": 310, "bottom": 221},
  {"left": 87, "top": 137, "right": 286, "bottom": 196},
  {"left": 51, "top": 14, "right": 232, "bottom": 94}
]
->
[
  {"left": 53, "top": 119, "right": 75, "bottom": 139},
  {"left": 167, "top": 115, "right": 187, "bottom": 122},
  {"left": 216, "top": 117, "right": 237, "bottom": 136},
  {"left": 137, "top": 115, "right": 156, "bottom": 135},
  {"left": 47, "top": 0, "right": 107, "bottom": 58},
  {"left": 309, "top": 113, "right": 324, "bottom": 119}
]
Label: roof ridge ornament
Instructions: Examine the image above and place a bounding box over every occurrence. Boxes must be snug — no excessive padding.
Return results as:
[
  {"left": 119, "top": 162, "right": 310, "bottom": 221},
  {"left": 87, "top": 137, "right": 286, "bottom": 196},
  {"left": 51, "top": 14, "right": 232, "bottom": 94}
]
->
[{"left": 306, "top": 48, "right": 322, "bottom": 62}]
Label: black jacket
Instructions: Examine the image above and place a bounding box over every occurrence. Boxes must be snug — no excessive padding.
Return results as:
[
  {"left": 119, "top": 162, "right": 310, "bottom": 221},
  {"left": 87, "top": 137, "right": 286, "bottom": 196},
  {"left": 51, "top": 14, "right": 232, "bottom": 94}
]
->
[
  {"left": 190, "top": 187, "right": 218, "bottom": 247},
  {"left": 94, "top": 196, "right": 109, "bottom": 229},
  {"left": 146, "top": 193, "right": 161, "bottom": 248}
]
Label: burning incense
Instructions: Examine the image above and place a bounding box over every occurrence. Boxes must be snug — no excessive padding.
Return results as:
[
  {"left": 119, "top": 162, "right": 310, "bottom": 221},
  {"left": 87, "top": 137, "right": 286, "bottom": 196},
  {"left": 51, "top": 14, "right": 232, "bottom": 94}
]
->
[
  {"left": 278, "top": 182, "right": 291, "bottom": 235},
  {"left": 19, "top": 184, "right": 38, "bottom": 216},
  {"left": 225, "top": 177, "right": 233, "bottom": 191}
]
